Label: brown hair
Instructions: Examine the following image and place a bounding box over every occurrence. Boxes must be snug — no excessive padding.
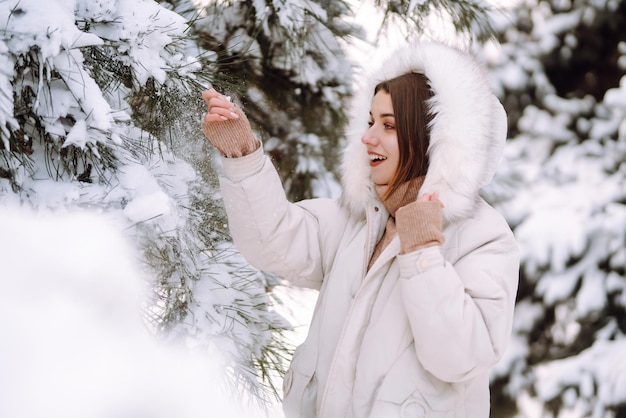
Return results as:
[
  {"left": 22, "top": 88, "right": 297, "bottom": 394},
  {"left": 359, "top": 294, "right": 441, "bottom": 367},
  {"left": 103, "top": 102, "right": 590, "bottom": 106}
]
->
[{"left": 374, "top": 72, "right": 434, "bottom": 198}]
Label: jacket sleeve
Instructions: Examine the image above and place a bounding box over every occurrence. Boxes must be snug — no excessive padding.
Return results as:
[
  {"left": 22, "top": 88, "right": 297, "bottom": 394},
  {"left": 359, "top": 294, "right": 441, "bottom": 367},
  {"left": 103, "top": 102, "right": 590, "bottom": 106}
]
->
[
  {"left": 397, "top": 202, "right": 520, "bottom": 383},
  {"left": 217, "top": 146, "right": 329, "bottom": 289}
]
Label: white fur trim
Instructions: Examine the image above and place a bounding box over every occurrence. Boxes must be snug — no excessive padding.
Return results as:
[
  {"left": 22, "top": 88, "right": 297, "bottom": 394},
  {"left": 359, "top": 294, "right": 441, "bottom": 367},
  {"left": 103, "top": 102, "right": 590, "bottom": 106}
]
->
[{"left": 340, "top": 42, "right": 507, "bottom": 221}]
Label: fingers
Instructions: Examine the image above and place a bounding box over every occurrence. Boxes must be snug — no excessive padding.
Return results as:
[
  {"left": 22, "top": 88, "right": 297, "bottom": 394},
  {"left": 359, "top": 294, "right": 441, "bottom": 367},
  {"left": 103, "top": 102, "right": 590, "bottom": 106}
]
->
[
  {"left": 417, "top": 193, "right": 432, "bottom": 202},
  {"left": 418, "top": 192, "right": 445, "bottom": 208},
  {"left": 201, "top": 88, "right": 220, "bottom": 105},
  {"left": 202, "top": 88, "right": 240, "bottom": 122}
]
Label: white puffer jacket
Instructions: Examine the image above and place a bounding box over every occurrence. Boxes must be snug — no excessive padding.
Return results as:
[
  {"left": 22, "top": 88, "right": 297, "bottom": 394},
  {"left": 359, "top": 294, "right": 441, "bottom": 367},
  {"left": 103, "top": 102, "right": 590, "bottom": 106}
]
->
[{"left": 218, "top": 42, "right": 520, "bottom": 418}]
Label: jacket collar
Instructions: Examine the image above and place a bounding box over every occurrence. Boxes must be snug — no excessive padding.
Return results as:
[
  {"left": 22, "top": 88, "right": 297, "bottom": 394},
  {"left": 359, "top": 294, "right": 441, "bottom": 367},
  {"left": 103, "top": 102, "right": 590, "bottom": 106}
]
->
[{"left": 339, "top": 41, "right": 507, "bottom": 222}]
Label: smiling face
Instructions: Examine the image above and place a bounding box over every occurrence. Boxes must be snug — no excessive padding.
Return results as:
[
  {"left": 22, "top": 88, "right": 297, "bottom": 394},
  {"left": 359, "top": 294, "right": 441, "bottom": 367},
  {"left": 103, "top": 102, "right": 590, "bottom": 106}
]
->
[{"left": 361, "top": 90, "right": 400, "bottom": 188}]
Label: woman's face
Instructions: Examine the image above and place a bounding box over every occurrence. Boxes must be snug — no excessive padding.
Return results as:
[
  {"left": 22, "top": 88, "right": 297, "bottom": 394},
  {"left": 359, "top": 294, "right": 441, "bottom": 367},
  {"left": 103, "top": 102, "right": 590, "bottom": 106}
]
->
[{"left": 361, "top": 90, "right": 400, "bottom": 187}]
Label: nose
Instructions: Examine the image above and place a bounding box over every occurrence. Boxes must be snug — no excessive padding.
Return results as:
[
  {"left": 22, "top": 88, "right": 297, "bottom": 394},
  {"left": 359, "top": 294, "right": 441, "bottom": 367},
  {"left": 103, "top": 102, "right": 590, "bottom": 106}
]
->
[{"left": 361, "top": 126, "right": 378, "bottom": 146}]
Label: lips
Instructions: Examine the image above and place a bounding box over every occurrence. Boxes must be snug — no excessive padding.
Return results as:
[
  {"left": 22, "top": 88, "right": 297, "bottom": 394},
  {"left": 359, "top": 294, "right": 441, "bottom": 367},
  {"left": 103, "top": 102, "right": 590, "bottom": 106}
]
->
[{"left": 368, "top": 152, "right": 387, "bottom": 167}]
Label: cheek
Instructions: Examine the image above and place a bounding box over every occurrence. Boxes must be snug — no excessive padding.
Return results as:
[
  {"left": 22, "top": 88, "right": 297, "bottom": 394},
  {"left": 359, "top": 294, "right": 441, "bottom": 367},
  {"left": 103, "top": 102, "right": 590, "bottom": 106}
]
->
[
  {"left": 384, "top": 136, "right": 400, "bottom": 161},
  {"left": 388, "top": 145, "right": 401, "bottom": 174}
]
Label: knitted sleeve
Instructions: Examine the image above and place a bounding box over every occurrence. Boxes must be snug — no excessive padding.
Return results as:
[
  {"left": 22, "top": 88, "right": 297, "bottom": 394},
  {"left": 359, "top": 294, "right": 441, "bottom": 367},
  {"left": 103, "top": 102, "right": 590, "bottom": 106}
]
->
[
  {"left": 202, "top": 106, "right": 260, "bottom": 158},
  {"left": 395, "top": 201, "right": 445, "bottom": 253}
]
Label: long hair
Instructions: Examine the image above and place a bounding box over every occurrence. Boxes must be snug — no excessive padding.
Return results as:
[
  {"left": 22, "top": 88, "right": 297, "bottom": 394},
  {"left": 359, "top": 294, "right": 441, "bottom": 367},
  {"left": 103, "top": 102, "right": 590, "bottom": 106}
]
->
[{"left": 374, "top": 72, "right": 434, "bottom": 198}]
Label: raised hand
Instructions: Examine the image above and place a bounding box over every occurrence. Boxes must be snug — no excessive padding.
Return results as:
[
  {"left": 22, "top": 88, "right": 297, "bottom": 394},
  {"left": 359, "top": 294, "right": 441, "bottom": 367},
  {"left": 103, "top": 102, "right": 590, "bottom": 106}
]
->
[
  {"left": 201, "top": 88, "right": 259, "bottom": 158},
  {"left": 202, "top": 88, "right": 240, "bottom": 122}
]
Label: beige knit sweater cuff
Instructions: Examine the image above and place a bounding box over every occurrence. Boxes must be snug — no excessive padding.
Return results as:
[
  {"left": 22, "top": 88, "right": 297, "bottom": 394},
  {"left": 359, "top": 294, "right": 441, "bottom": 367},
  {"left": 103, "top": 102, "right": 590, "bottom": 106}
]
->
[
  {"left": 395, "top": 200, "right": 445, "bottom": 254},
  {"left": 202, "top": 107, "right": 260, "bottom": 158}
]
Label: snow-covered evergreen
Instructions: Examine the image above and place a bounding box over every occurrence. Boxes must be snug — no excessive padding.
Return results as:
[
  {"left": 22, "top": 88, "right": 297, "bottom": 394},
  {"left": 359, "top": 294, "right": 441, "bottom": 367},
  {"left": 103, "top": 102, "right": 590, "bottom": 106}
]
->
[
  {"left": 482, "top": 1, "right": 626, "bottom": 416},
  {"left": 0, "top": 0, "right": 291, "bottom": 411},
  {"left": 188, "top": 0, "right": 356, "bottom": 200}
]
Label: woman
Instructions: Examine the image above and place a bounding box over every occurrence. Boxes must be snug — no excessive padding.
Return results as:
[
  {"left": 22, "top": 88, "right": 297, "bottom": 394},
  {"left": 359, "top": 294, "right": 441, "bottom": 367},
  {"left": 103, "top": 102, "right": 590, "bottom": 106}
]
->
[{"left": 201, "top": 42, "right": 519, "bottom": 418}]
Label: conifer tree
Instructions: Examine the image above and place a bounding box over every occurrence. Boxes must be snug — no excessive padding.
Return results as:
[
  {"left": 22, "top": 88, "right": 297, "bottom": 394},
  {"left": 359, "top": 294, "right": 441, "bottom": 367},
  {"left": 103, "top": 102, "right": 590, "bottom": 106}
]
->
[
  {"left": 0, "top": 0, "right": 291, "bottom": 403},
  {"left": 482, "top": 1, "right": 626, "bottom": 415},
  {"left": 180, "top": 0, "right": 355, "bottom": 200}
]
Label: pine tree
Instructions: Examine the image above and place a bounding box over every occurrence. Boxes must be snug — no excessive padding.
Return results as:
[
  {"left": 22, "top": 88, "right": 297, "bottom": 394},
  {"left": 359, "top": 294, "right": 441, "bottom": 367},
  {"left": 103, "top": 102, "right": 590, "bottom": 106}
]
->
[
  {"left": 482, "top": 1, "right": 626, "bottom": 416},
  {"left": 0, "top": 0, "right": 291, "bottom": 404},
  {"left": 179, "top": 0, "right": 355, "bottom": 201},
  {"left": 373, "top": 0, "right": 498, "bottom": 42}
]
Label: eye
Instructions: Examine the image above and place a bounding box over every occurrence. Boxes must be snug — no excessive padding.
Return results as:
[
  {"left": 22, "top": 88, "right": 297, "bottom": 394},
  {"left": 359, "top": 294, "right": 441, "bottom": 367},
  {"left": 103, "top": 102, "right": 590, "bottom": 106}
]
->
[
  {"left": 367, "top": 120, "right": 374, "bottom": 127},
  {"left": 384, "top": 123, "right": 395, "bottom": 130}
]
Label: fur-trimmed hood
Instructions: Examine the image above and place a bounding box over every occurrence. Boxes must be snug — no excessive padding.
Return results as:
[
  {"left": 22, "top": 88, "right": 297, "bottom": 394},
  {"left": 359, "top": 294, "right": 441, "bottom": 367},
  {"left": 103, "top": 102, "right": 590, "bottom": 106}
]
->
[{"left": 340, "top": 42, "right": 507, "bottom": 221}]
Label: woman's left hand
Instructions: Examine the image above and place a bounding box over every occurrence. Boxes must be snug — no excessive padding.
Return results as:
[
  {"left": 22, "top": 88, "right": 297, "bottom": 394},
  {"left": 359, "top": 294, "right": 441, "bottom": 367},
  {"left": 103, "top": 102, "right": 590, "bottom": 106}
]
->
[{"left": 417, "top": 192, "right": 445, "bottom": 208}]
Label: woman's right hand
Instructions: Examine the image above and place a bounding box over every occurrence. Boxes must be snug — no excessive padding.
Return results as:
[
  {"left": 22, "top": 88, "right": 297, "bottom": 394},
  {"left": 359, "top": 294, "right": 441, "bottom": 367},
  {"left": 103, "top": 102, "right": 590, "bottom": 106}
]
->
[
  {"left": 202, "top": 88, "right": 240, "bottom": 122},
  {"left": 201, "top": 88, "right": 260, "bottom": 158}
]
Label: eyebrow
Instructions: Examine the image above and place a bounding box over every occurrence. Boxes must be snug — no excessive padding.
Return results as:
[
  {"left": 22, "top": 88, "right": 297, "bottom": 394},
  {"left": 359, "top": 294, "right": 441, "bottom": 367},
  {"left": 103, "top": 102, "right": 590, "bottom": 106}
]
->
[{"left": 369, "top": 112, "right": 395, "bottom": 118}]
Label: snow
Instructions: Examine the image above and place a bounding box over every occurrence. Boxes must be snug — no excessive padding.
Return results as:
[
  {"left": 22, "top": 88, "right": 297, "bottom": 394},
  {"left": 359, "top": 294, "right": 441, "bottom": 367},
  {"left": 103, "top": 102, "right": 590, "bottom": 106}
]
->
[
  {"left": 63, "top": 118, "right": 89, "bottom": 148},
  {"left": 518, "top": 105, "right": 574, "bottom": 142},
  {"left": 532, "top": 339, "right": 626, "bottom": 417},
  {"left": 85, "top": 0, "right": 192, "bottom": 85},
  {"left": 53, "top": 49, "right": 112, "bottom": 132},
  {"left": 1, "top": 0, "right": 95, "bottom": 56},
  {"left": 575, "top": 269, "right": 606, "bottom": 317},
  {"left": 0, "top": 41, "right": 17, "bottom": 149},
  {"left": 0, "top": 208, "right": 270, "bottom": 418}
]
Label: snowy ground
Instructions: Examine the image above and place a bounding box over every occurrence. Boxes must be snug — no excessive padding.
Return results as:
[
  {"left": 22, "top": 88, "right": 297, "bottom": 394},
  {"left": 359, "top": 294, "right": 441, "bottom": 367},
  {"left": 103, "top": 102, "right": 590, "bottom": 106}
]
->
[{"left": 0, "top": 207, "right": 286, "bottom": 418}]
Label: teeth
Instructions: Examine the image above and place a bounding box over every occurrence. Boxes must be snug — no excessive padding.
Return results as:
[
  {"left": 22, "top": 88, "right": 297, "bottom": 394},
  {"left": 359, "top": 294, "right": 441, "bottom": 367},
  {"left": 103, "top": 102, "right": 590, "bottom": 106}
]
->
[{"left": 369, "top": 154, "right": 386, "bottom": 161}]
